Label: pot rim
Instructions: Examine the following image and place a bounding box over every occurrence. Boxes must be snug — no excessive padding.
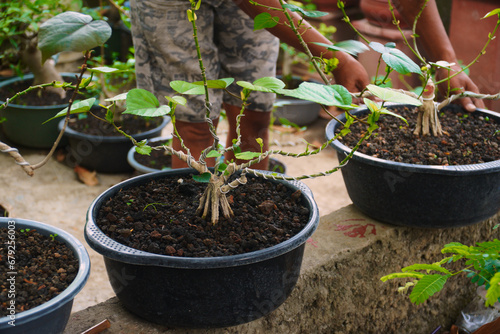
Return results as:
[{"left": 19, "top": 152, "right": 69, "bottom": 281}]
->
[
  {"left": 0, "top": 73, "right": 90, "bottom": 109},
  {"left": 0, "top": 218, "right": 91, "bottom": 328},
  {"left": 59, "top": 115, "right": 171, "bottom": 142},
  {"left": 326, "top": 104, "right": 500, "bottom": 175},
  {"left": 127, "top": 135, "right": 174, "bottom": 174},
  {"left": 85, "top": 168, "right": 320, "bottom": 269}
]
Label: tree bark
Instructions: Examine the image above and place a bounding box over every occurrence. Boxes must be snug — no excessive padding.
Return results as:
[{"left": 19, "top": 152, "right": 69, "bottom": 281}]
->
[{"left": 20, "top": 37, "right": 66, "bottom": 99}]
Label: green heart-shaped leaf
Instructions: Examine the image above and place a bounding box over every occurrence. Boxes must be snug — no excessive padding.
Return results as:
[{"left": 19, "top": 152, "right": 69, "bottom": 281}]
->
[
  {"left": 369, "top": 42, "right": 421, "bottom": 75},
  {"left": 282, "top": 4, "right": 328, "bottom": 18},
  {"left": 235, "top": 151, "right": 263, "bottom": 160},
  {"left": 166, "top": 95, "right": 187, "bottom": 106},
  {"left": 88, "top": 66, "right": 133, "bottom": 74},
  {"left": 314, "top": 40, "right": 369, "bottom": 56},
  {"left": 237, "top": 77, "right": 285, "bottom": 93},
  {"left": 38, "top": 12, "right": 111, "bottom": 63},
  {"left": 171, "top": 78, "right": 233, "bottom": 94},
  {"left": 367, "top": 84, "right": 422, "bottom": 106},
  {"left": 123, "top": 88, "right": 171, "bottom": 117},
  {"left": 44, "top": 98, "right": 96, "bottom": 124},
  {"left": 135, "top": 145, "right": 152, "bottom": 156},
  {"left": 275, "top": 82, "right": 355, "bottom": 109},
  {"left": 253, "top": 12, "right": 279, "bottom": 30},
  {"left": 193, "top": 172, "right": 211, "bottom": 183}
]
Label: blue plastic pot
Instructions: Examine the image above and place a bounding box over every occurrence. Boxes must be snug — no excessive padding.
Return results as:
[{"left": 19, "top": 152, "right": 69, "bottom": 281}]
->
[
  {"left": 85, "top": 168, "right": 319, "bottom": 328},
  {"left": 0, "top": 73, "right": 84, "bottom": 149},
  {"left": 0, "top": 218, "right": 91, "bottom": 334},
  {"left": 60, "top": 116, "right": 170, "bottom": 173},
  {"left": 326, "top": 104, "right": 500, "bottom": 228}
]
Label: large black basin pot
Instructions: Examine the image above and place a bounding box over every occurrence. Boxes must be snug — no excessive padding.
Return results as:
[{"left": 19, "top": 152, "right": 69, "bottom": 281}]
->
[
  {"left": 85, "top": 168, "right": 319, "bottom": 328},
  {"left": 325, "top": 104, "right": 500, "bottom": 229}
]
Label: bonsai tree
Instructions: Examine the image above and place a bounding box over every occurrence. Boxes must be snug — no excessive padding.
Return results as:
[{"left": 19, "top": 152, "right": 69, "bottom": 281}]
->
[
  {"left": 333, "top": 0, "right": 500, "bottom": 137},
  {"left": 0, "top": 11, "right": 111, "bottom": 175},
  {"left": 0, "top": 1, "right": 85, "bottom": 97}
]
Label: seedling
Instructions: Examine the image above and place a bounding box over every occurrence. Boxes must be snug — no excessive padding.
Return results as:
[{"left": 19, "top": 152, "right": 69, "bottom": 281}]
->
[
  {"left": 381, "top": 238, "right": 500, "bottom": 307},
  {"left": 143, "top": 203, "right": 167, "bottom": 213}
]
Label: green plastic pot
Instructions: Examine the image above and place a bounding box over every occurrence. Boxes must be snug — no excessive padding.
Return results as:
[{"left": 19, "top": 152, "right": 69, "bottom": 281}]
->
[{"left": 0, "top": 73, "right": 83, "bottom": 149}]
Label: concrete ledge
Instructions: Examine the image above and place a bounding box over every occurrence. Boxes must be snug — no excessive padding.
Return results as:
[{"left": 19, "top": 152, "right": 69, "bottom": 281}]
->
[{"left": 65, "top": 205, "right": 500, "bottom": 333}]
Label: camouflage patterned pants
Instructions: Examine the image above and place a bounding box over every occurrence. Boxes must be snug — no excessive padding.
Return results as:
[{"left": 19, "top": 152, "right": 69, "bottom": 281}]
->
[{"left": 130, "top": 0, "right": 279, "bottom": 122}]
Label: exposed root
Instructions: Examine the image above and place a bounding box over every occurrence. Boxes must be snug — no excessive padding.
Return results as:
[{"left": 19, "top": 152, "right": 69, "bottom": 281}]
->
[
  {"left": 414, "top": 79, "right": 442, "bottom": 137},
  {"left": 196, "top": 174, "right": 234, "bottom": 225}
]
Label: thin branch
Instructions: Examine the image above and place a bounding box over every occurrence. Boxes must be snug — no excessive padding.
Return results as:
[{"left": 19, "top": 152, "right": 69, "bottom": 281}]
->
[
  {"left": 244, "top": 129, "right": 373, "bottom": 182},
  {"left": 438, "top": 91, "right": 500, "bottom": 110},
  {"left": 0, "top": 53, "right": 93, "bottom": 176},
  {"left": 435, "top": 12, "right": 500, "bottom": 86},
  {"left": 0, "top": 142, "right": 35, "bottom": 176},
  {"left": 107, "top": 0, "right": 129, "bottom": 18}
]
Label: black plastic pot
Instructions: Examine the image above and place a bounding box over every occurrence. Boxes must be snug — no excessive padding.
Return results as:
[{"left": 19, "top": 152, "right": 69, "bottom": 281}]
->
[
  {"left": 274, "top": 98, "right": 321, "bottom": 126},
  {"left": 59, "top": 116, "right": 170, "bottom": 173},
  {"left": 126, "top": 135, "right": 174, "bottom": 174},
  {"left": 0, "top": 218, "right": 91, "bottom": 334},
  {"left": 85, "top": 168, "right": 319, "bottom": 328},
  {"left": 326, "top": 104, "right": 500, "bottom": 228},
  {"left": 274, "top": 76, "right": 321, "bottom": 126},
  {"left": 0, "top": 73, "right": 83, "bottom": 148}
]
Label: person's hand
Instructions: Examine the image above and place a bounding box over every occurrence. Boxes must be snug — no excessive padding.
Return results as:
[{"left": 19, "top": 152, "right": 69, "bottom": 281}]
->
[
  {"left": 331, "top": 53, "right": 370, "bottom": 95},
  {"left": 435, "top": 65, "right": 485, "bottom": 112}
]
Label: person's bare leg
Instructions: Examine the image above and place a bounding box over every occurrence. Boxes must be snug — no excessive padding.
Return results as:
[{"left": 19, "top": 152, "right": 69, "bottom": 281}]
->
[
  {"left": 224, "top": 103, "right": 270, "bottom": 170},
  {"left": 171, "top": 119, "right": 219, "bottom": 169}
]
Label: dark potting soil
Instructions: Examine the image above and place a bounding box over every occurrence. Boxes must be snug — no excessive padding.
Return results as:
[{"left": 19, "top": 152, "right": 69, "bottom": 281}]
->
[
  {"left": 96, "top": 174, "right": 309, "bottom": 257},
  {"left": 0, "top": 228, "right": 78, "bottom": 317},
  {"left": 339, "top": 106, "right": 500, "bottom": 165},
  {"left": 134, "top": 138, "right": 173, "bottom": 170},
  {"left": 67, "top": 108, "right": 163, "bottom": 137},
  {"left": 0, "top": 76, "right": 88, "bottom": 106}
]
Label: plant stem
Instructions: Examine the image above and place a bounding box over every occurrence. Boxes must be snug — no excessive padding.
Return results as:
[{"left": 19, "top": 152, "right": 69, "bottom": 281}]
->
[
  {"left": 0, "top": 53, "right": 93, "bottom": 175},
  {"left": 32, "top": 57, "right": 92, "bottom": 170},
  {"left": 245, "top": 128, "right": 373, "bottom": 181},
  {"left": 387, "top": 0, "right": 427, "bottom": 65},
  {"left": 435, "top": 11, "right": 500, "bottom": 86},
  {"left": 188, "top": 3, "right": 220, "bottom": 166}
]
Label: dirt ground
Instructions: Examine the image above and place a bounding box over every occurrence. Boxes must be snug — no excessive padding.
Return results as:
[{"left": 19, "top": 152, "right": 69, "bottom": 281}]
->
[{"left": 0, "top": 116, "right": 351, "bottom": 312}]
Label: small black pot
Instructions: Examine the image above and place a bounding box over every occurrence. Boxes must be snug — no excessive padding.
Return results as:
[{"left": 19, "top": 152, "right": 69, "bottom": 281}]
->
[
  {"left": 85, "top": 168, "right": 319, "bottom": 328},
  {"left": 274, "top": 75, "right": 321, "bottom": 126},
  {"left": 326, "top": 104, "right": 500, "bottom": 228},
  {"left": 0, "top": 218, "right": 91, "bottom": 334},
  {"left": 59, "top": 116, "right": 170, "bottom": 173}
]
